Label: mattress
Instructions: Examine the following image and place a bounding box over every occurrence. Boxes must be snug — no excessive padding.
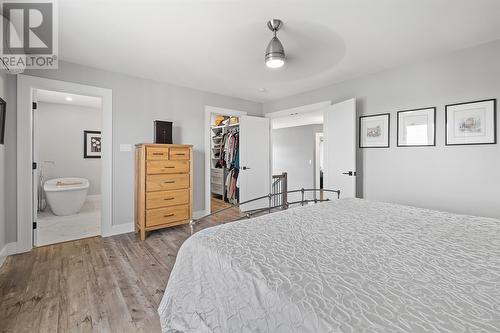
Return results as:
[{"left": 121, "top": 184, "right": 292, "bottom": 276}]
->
[{"left": 158, "top": 199, "right": 500, "bottom": 332}]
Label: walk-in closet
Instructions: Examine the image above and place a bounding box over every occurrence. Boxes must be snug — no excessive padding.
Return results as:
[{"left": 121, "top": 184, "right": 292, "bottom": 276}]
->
[{"left": 210, "top": 114, "right": 240, "bottom": 212}]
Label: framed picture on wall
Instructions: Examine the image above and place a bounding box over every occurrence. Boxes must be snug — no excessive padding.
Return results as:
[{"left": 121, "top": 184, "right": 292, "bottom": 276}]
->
[
  {"left": 84, "top": 130, "right": 102, "bottom": 158},
  {"left": 445, "top": 99, "right": 496, "bottom": 145},
  {"left": 359, "top": 113, "right": 390, "bottom": 148},
  {"left": 397, "top": 107, "right": 436, "bottom": 147}
]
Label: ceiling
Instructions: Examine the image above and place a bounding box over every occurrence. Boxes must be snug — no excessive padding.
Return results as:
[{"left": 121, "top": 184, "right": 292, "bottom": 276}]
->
[
  {"left": 58, "top": 0, "right": 500, "bottom": 102},
  {"left": 37, "top": 89, "right": 102, "bottom": 108},
  {"left": 272, "top": 110, "right": 323, "bottom": 129}
]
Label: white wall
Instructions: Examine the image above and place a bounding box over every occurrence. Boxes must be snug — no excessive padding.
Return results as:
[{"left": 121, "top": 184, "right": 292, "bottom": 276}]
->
[
  {"left": 272, "top": 124, "right": 323, "bottom": 201},
  {"left": 4, "top": 61, "right": 262, "bottom": 243},
  {"left": 264, "top": 40, "right": 500, "bottom": 219},
  {"left": 37, "top": 102, "right": 101, "bottom": 195}
]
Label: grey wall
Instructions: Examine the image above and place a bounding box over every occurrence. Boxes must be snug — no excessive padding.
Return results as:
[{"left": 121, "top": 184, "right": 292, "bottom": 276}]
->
[
  {"left": 272, "top": 124, "right": 322, "bottom": 201},
  {"left": 4, "top": 61, "right": 262, "bottom": 243},
  {"left": 37, "top": 102, "right": 102, "bottom": 195},
  {"left": 264, "top": 40, "right": 500, "bottom": 219},
  {"left": 0, "top": 72, "right": 6, "bottom": 251}
]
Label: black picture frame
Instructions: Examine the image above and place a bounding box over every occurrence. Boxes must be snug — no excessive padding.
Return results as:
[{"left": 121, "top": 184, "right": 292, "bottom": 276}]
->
[
  {"left": 445, "top": 99, "right": 497, "bottom": 146},
  {"left": 154, "top": 120, "right": 173, "bottom": 144},
  {"left": 0, "top": 98, "right": 6, "bottom": 145},
  {"left": 359, "top": 113, "right": 390, "bottom": 148},
  {"left": 397, "top": 107, "right": 436, "bottom": 147},
  {"left": 84, "top": 130, "right": 102, "bottom": 158}
]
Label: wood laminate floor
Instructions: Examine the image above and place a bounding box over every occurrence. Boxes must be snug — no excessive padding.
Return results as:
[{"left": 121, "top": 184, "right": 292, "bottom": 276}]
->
[
  {"left": 0, "top": 209, "right": 242, "bottom": 333},
  {"left": 210, "top": 196, "right": 235, "bottom": 213}
]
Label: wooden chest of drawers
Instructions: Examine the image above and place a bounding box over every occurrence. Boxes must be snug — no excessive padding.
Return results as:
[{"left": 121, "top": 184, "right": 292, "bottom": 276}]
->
[{"left": 134, "top": 144, "right": 193, "bottom": 240}]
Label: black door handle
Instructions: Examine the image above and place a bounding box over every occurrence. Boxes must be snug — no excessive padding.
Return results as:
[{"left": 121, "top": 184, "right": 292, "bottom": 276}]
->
[
  {"left": 242, "top": 166, "right": 251, "bottom": 170},
  {"left": 342, "top": 171, "right": 356, "bottom": 176}
]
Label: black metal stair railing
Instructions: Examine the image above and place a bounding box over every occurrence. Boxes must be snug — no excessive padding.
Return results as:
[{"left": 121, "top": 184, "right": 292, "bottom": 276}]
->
[
  {"left": 193, "top": 188, "right": 341, "bottom": 225},
  {"left": 271, "top": 172, "right": 288, "bottom": 209}
]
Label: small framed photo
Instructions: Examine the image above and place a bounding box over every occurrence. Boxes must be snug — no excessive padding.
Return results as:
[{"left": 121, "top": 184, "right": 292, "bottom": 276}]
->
[
  {"left": 445, "top": 99, "right": 496, "bottom": 145},
  {"left": 359, "top": 113, "right": 390, "bottom": 148},
  {"left": 84, "top": 130, "right": 102, "bottom": 158},
  {"left": 397, "top": 107, "right": 436, "bottom": 147}
]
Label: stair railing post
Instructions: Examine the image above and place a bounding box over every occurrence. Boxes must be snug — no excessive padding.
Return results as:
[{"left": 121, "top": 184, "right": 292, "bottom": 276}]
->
[{"left": 282, "top": 172, "right": 288, "bottom": 209}]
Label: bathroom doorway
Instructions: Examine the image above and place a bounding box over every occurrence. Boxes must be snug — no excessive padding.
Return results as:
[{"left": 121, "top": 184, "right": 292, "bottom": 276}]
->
[{"left": 33, "top": 89, "right": 103, "bottom": 246}]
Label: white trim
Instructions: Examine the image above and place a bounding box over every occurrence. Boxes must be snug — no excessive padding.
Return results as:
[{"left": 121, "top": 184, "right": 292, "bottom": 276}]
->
[
  {"left": 204, "top": 106, "right": 247, "bottom": 213},
  {"left": 102, "top": 223, "right": 134, "bottom": 237},
  {"left": 315, "top": 132, "right": 324, "bottom": 199},
  {"left": 17, "top": 75, "right": 113, "bottom": 253},
  {"left": 0, "top": 242, "right": 18, "bottom": 268},
  {"left": 264, "top": 101, "right": 332, "bottom": 119}
]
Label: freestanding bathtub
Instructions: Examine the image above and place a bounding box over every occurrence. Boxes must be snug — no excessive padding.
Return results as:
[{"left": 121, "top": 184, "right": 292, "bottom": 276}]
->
[{"left": 44, "top": 177, "right": 90, "bottom": 216}]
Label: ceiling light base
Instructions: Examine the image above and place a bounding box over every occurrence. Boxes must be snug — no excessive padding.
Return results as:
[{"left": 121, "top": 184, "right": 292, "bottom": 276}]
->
[{"left": 267, "top": 19, "right": 282, "bottom": 32}]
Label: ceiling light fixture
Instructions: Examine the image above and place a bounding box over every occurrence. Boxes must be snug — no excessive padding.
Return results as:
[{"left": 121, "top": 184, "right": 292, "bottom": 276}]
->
[
  {"left": 265, "top": 19, "right": 285, "bottom": 69},
  {"left": 65, "top": 96, "right": 73, "bottom": 101}
]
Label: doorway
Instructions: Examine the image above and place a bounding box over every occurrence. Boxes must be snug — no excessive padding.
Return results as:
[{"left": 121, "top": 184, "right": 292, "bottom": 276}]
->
[
  {"left": 267, "top": 99, "right": 357, "bottom": 202},
  {"left": 270, "top": 109, "right": 324, "bottom": 202},
  {"left": 33, "top": 89, "right": 103, "bottom": 246},
  {"left": 204, "top": 106, "right": 270, "bottom": 216},
  {"left": 16, "top": 75, "right": 113, "bottom": 253}
]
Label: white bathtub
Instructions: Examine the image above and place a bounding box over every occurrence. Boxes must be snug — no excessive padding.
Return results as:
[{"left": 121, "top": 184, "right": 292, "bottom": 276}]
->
[{"left": 44, "top": 177, "right": 90, "bottom": 216}]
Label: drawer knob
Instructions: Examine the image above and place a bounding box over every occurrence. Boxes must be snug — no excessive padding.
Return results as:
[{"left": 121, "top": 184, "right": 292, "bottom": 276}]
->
[
  {"left": 164, "top": 166, "right": 175, "bottom": 169},
  {"left": 163, "top": 213, "right": 174, "bottom": 218},
  {"left": 163, "top": 197, "right": 174, "bottom": 201},
  {"left": 163, "top": 180, "right": 175, "bottom": 184},
  {"left": 175, "top": 153, "right": 185, "bottom": 156},
  {"left": 153, "top": 153, "right": 164, "bottom": 155}
]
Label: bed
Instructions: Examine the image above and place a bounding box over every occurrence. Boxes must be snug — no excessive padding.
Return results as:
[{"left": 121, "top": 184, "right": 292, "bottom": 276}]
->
[{"left": 158, "top": 198, "right": 500, "bottom": 332}]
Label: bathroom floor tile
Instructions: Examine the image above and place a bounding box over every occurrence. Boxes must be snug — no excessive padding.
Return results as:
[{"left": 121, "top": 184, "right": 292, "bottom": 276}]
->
[{"left": 36, "top": 195, "right": 101, "bottom": 246}]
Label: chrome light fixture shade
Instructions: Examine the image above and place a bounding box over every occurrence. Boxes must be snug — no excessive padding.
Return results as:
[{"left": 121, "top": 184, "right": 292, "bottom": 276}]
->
[{"left": 265, "top": 19, "right": 285, "bottom": 69}]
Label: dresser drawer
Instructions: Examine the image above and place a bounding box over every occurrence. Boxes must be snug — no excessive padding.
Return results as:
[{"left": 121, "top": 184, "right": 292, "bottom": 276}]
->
[
  {"left": 147, "top": 160, "right": 189, "bottom": 174},
  {"left": 146, "top": 189, "right": 189, "bottom": 209},
  {"left": 169, "top": 147, "right": 190, "bottom": 160},
  {"left": 146, "top": 204, "right": 189, "bottom": 227},
  {"left": 147, "top": 147, "right": 169, "bottom": 160},
  {"left": 147, "top": 174, "right": 189, "bottom": 192}
]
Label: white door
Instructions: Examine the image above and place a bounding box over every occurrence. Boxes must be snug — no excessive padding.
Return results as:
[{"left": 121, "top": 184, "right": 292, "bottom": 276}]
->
[
  {"left": 323, "top": 98, "right": 356, "bottom": 199},
  {"left": 239, "top": 115, "right": 270, "bottom": 211}
]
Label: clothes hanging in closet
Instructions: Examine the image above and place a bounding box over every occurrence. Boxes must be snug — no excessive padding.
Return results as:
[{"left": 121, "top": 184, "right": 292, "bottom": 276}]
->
[
  {"left": 217, "top": 130, "right": 239, "bottom": 168},
  {"left": 218, "top": 130, "right": 239, "bottom": 203}
]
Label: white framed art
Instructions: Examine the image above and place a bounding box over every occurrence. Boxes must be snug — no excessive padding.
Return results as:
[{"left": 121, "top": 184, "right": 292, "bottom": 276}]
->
[
  {"left": 359, "top": 113, "right": 390, "bottom": 148},
  {"left": 397, "top": 107, "right": 436, "bottom": 147},
  {"left": 445, "top": 99, "right": 496, "bottom": 146}
]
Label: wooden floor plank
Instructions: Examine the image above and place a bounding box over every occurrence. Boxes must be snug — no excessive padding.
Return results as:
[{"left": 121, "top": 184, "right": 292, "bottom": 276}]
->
[{"left": 0, "top": 211, "right": 240, "bottom": 333}]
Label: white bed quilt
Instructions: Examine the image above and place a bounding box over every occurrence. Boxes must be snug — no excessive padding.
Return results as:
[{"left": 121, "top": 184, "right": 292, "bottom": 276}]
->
[{"left": 158, "top": 199, "right": 500, "bottom": 332}]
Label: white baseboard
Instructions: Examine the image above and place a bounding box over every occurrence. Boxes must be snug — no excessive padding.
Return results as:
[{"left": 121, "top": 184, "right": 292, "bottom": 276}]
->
[
  {"left": 0, "top": 242, "right": 18, "bottom": 268},
  {"left": 102, "top": 223, "right": 134, "bottom": 237},
  {"left": 101, "top": 212, "right": 207, "bottom": 238}
]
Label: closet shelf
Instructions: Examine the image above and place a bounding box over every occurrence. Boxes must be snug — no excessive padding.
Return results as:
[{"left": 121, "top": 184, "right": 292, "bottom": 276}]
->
[{"left": 211, "top": 123, "right": 240, "bottom": 130}]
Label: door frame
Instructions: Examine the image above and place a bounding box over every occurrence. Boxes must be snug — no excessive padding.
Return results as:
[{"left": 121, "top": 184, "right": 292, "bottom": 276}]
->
[
  {"left": 204, "top": 106, "right": 247, "bottom": 217},
  {"left": 17, "top": 75, "right": 113, "bottom": 253},
  {"left": 315, "top": 132, "right": 324, "bottom": 198}
]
